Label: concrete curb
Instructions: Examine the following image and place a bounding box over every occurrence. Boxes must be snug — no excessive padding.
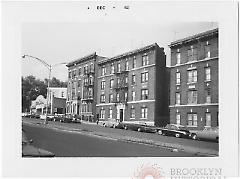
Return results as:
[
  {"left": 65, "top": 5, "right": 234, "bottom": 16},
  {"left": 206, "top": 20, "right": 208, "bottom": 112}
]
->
[{"left": 22, "top": 120, "right": 218, "bottom": 157}]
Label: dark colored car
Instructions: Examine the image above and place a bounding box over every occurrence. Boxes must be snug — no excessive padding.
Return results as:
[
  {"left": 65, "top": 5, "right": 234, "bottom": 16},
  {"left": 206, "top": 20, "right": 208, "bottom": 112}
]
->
[
  {"left": 157, "top": 124, "right": 197, "bottom": 140},
  {"left": 123, "top": 122, "right": 157, "bottom": 133},
  {"left": 22, "top": 130, "right": 54, "bottom": 157}
]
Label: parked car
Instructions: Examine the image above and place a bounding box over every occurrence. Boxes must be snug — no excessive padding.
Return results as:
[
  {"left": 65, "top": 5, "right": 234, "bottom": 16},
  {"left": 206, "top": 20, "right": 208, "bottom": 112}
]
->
[
  {"left": 157, "top": 124, "right": 197, "bottom": 139},
  {"left": 22, "top": 130, "right": 54, "bottom": 157},
  {"left": 102, "top": 119, "right": 120, "bottom": 128},
  {"left": 123, "top": 122, "right": 157, "bottom": 133},
  {"left": 194, "top": 126, "right": 219, "bottom": 142}
]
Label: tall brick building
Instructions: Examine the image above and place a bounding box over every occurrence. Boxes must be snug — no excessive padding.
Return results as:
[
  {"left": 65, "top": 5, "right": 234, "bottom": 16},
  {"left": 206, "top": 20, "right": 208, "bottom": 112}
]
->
[
  {"left": 96, "top": 43, "right": 169, "bottom": 126},
  {"left": 66, "top": 53, "right": 105, "bottom": 120},
  {"left": 169, "top": 28, "right": 218, "bottom": 130}
]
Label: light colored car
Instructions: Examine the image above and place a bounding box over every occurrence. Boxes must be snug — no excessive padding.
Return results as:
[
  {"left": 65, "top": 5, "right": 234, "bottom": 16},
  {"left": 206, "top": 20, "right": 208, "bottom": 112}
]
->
[
  {"left": 195, "top": 126, "right": 219, "bottom": 142},
  {"left": 102, "top": 119, "right": 120, "bottom": 128}
]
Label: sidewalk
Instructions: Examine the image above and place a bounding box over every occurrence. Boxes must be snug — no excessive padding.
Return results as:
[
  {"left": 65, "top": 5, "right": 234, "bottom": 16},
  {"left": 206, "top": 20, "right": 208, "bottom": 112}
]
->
[{"left": 22, "top": 118, "right": 219, "bottom": 157}]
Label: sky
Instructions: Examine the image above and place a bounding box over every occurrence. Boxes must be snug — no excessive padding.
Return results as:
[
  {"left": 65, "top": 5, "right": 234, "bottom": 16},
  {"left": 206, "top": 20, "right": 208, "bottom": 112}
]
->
[{"left": 22, "top": 21, "right": 218, "bottom": 82}]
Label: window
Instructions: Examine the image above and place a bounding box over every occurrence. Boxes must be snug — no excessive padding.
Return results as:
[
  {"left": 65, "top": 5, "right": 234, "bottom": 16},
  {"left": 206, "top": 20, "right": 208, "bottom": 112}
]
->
[
  {"left": 141, "top": 72, "right": 149, "bottom": 83},
  {"left": 132, "top": 91, "right": 136, "bottom": 101},
  {"left": 141, "top": 89, "right": 149, "bottom": 100},
  {"left": 100, "top": 109, "right": 105, "bottom": 119},
  {"left": 142, "top": 55, "right": 149, "bottom": 66},
  {"left": 187, "top": 113, "right": 197, "bottom": 126},
  {"left": 100, "top": 95, "right": 105, "bottom": 103},
  {"left": 84, "top": 66, "right": 88, "bottom": 75},
  {"left": 176, "top": 52, "right": 181, "bottom": 64},
  {"left": 117, "top": 78, "right": 120, "bottom": 86},
  {"left": 188, "top": 70, "right": 197, "bottom": 83},
  {"left": 132, "top": 75, "right": 136, "bottom": 85},
  {"left": 109, "top": 94, "right": 113, "bottom": 103},
  {"left": 117, "top": 62, "right": 121, "bottom": 72},
  {"left": 124, "top": 92, "right": 128, "bottom": 101},
  {"left": 205, "top": 42, "right": 211, "bottom": 58},
  {"left": 88, "top": 88, "right": 93, "bottom": 98},
  {"left": 187, "top": 46, "right": 198, "bottom": 62},
  {"left": 130, "top": 106, "right": 135, "bottom": 118},
  {"left": 176, "top": 93, "right": 181, "bottom": 105},
  {"left": 176, "top": 113, "right": 181, "bottom": 125},
  {"left": 125, "top": 76, "right": 128, "bottom": 84},
  {"left": 133, "top": 56, "right": 136, "bottom": 69},
  {"left": 101, "top": 66, "right": 106, "bottom": 76},
  {"left": 206, "top": 89, "right": 211, "bottom": 103},
  {"left": 116, "top": 93, "right": 120, "bottom": 102},
  {"left": 73, "top": 70, "right": 76, "bottom": 78},
  {"left": 101, "top": 81, "right": 105, "bottom": 90},
  {"left": 187, "top": 91, "right": 197, "bottom": 104},
  {"left": 205, "top": 67, "right": 211, "bottom": 81},
  {"left": 78, "top": 80, "right": 81, "bottom": 88},
  {"left": 84, "top": 78, "right": 88, "bottom": 86},
  {"left": 109, "top": 108, "right": 113, "bottom": 119},
  {"left": 141, "top": 106, "right": 148, "bottom": 118},
  {"left": 61, "top": 91, "right": 64, "bottom": 98},
  {"left": 110, "top": 63, "right": 115, "bottom": 74},
  {"left": 89, "top": 76, "right": 93, "bottom": 85},
  {"left": 78, "top": 68, "right": 81, "bottom": 75},
  {"left": 125, "top": 59, "right": 129, "bottom": 70},
  {"left": 68, "top": 71, "right": 71, "bottom": 78},
  {"left": 205, "top": 113, "right": 211, "bottom": 127},
  {"left": 176, "top": 72, "right": 181, "bottom": 85},
  {"left": 110, "top": 79, "right": 114, "bottom": 89},
  {"left": 90, "top": 63, "right": 94, "bottom": 72}
]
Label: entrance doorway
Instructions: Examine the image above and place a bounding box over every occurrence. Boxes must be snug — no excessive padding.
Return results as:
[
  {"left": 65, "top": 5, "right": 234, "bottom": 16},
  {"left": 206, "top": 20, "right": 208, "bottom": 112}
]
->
[{"left": 120, "top": 109, "right": 124, "bottom": 122}]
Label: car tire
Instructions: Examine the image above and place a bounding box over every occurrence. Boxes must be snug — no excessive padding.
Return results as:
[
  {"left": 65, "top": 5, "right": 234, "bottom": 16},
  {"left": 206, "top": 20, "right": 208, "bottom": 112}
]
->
[
  {"left": 175, "top": 133, "right": 181, "bottom": 138},
  {"left": 124, "top": 126, "right": 128, "bottom": 130},
  {"left": 158, "top": 130, "right": 163, "bottom": 135},
  {"left": 216, "top": 137, "right": 219, "bottom": 142},
  {"left": 137, "top": 128, "right": 141, "bottom": 132},
  {"left": 113, "top": 125, "right": 116, "bottom": 128},
  {"left": 192, "top": 134, "right": 197, "bottom": 140}
]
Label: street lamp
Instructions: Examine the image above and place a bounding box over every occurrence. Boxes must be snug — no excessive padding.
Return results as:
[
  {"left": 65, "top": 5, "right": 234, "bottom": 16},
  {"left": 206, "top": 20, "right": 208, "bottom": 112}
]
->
[{"left": 22, "top": 54, "right": 67, "bottom": 124}]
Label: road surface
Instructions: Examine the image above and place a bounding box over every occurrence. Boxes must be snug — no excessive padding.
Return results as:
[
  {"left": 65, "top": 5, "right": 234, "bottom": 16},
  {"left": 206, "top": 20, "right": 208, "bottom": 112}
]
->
[{"left": 23, "top": 123, "right": 199, "bottom": 157}]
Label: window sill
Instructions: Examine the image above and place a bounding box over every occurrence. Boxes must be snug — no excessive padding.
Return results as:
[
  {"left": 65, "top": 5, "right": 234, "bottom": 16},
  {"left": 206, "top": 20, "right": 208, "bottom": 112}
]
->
[
  {"left": 130, "top": 118, "right": 135, "bottom": 120},
  {"left": 187, "top": 125, "right": 198, "bottom": 127},
  {"left": 140, "top": 118, "right": 147, "bottom": 120},
  {"left": 187, "top": 82, "right": 197, "bottom": 85},
  {"left": 176, "top": 83, "right": 181, "bottom": 86},
  {"left": 204, "top": 80, "right": 211, "bottom": 82}
]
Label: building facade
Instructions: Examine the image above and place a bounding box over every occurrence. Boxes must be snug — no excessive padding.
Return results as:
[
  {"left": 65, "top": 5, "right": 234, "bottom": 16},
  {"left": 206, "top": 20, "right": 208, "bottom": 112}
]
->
[
  {"left": 169, "top": 28, "right": 218, "bottom": 130},
  {"left": 66, "top": 53, "right": 105, "bottom": 120},
  {"left": 96, "top": 43, "right": 169, "bottom": 126},
  {"left": 49, "top": 87, "right": 67, "bottom": 114}
]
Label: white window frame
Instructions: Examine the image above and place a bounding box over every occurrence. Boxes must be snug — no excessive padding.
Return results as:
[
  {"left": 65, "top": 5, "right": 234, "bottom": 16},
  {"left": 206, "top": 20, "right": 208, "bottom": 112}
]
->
[
  {"left": 187, "top": 113, "right": 198, "bottom": 127},
  {"left": 205, "top": 113, "right": 211, "bottom": 127},
  {"left": 101, "top": 81, "right": 105, "bottom": 90},
  {"left": 110, "top": 79, "right": 114, "bottom": 89},
  {"left": 176, "top": 72, "right": 181, "bottom": 85},
  {"left": 176, "top": 52, "right": 181, "bottom": 65},
  {"left": 205, "top": 67, "right": 211, "bottom": 81},
  {"left": 176, "top": 93, "right": 181, "bottom": 105},
  {"left": 176, "top": 113, "right": 181, "bottom": 125},
  {"left": 130, "top": 106, "right": 135, "bottom": 119},
  {"left": 141, "top": 89, "right": 149, "bottom": 100},
  {"left": 187, "top": 91, "right": 197, "bottom": 104},
  {"left": 141, "top": 106, "right": 148, "bottom": 119},
  {"left": 132, "top": 91, "right": 136, "bottom": 101},
  {"left": 109, "top": 108, "right": 113, "bottom": 119},
  {"left": 188, "top": 70, "right": 197, "bottom": 83}
]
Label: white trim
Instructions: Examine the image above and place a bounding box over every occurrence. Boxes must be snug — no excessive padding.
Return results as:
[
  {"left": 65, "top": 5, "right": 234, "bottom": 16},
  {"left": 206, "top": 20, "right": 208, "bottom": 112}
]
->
[
  {"left": 96, "top": 103, "right": 115, "bottom": 107},
  {"left": 169, "top": 57, "right": 218, "bottom": 68},
  {"left": 127, "top": 99, "right": 155, "bottom": 104},
  {"left": 169, "top": 103, "right": 218, "bottom": 108}
]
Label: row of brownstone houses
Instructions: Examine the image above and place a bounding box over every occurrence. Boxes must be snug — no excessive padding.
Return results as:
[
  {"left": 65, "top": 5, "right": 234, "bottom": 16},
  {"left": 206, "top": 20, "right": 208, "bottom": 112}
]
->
[{"left": 66, "top": 28, "right": 218, "bottom": 130}]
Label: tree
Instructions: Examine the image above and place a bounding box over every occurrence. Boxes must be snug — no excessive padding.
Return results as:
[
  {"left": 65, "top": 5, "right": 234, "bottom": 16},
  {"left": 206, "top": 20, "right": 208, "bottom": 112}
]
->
[{"left": 22, "top": 75, "right": 67, "bottom": 112}]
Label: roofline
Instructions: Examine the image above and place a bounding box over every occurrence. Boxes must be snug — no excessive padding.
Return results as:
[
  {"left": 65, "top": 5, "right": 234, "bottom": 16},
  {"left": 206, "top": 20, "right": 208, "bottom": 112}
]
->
[
  {"left": 66, "top": 52, "right": 97, "bottom": 67},
  {"left": 169, "top": 28, "right": 218, "bottom": 48},
  {"left": 98, "top": 43, "right": 159, "bottom": 65}
]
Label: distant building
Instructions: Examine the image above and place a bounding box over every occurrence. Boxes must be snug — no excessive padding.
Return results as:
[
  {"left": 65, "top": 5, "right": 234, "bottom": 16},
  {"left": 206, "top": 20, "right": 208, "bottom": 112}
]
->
[
  {"left": 169, "top": 28, "right": 218, "bottom": 130},
  {"left": 96, "top": 43, "right": 169, "bottom": 126},
  {"left": 66, "top": 53, "right": 105, "bottom": 120},
  {"left": 49, "top": 87, "right": 67, "bottom": 114},
  {"left": 30, "top": 95, "right": 47, "bottom": 114}
]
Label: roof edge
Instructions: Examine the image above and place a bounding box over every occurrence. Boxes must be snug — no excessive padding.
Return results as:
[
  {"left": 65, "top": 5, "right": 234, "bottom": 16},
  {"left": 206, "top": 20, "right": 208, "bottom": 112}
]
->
[{"left": 66, "top": 52, "right": 97, "bottom": 67}]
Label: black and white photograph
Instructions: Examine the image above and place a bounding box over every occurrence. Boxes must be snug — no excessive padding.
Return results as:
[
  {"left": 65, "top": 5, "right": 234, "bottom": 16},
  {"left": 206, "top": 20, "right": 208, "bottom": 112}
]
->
[{"left": 1, "top": 1, "right": 239, "bottom": 178}]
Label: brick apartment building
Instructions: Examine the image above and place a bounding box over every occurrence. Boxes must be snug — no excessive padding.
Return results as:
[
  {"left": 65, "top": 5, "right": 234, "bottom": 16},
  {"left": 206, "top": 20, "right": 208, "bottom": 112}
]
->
[
  {"left": 169, "top": 28, "right": 218, "bottom": 130},
  {"left": 96, "top": 43, "right": 169, "bottom": 126},
  {"left": 66, "top": 53, "right": 105, "bottom": 120}
]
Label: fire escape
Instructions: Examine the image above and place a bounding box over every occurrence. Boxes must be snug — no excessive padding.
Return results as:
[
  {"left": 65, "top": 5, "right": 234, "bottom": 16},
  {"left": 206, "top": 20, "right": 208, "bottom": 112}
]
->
[
  {"left": 82, "top": 66, "right": 94, "bottom": 103},
  {"left": 113, "top": 65, "right": 129, "bottom": 106}
]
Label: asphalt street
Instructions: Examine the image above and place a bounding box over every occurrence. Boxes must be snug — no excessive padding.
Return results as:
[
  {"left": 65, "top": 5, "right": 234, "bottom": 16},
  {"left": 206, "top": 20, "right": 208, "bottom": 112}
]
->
[{"left": 23, "top": 123, "right": 199, "bottom": 157}]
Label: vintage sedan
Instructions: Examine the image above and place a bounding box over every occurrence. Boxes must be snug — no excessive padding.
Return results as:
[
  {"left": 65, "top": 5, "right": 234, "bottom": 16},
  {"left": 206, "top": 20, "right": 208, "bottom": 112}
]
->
[
  {"left": 102, "top": 119, "right": 120, "bottom": 128},
  {"left": 157, "top": 124, "right": 197, "bottom": 139},
  {"left": 123, "top": 122, "right": 157, "bottom": 133},
  {"left": 195, "top": 127, "right": 219, "bottom": 142},
  {"left": 22, "top": 130, "right": 55, "bottom": 157}
]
